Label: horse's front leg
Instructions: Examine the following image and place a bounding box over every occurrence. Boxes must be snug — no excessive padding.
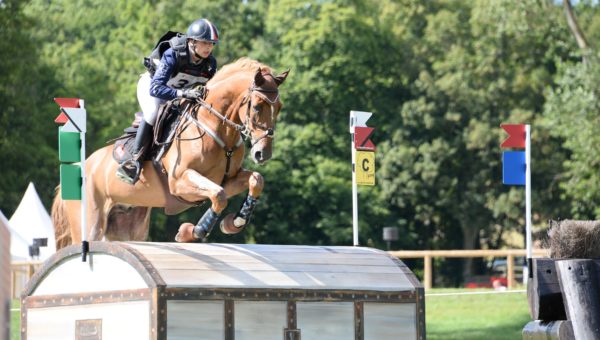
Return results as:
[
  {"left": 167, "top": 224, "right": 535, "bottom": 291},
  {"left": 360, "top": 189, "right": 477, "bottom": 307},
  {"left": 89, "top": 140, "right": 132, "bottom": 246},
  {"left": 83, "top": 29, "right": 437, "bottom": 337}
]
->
[
  {"left": 172, "top": 169, "right": 228, "bottom": 242},
  {"left": 220, "top": 169, "right": 264, "bottom": 235}
]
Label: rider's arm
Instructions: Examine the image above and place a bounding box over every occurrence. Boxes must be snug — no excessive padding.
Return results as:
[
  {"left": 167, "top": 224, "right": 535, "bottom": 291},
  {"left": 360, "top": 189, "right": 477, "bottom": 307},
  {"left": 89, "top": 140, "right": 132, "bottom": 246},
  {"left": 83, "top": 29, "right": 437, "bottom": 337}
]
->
[{"left": 150, "top": 48, "right": 180, "bottom": 100}]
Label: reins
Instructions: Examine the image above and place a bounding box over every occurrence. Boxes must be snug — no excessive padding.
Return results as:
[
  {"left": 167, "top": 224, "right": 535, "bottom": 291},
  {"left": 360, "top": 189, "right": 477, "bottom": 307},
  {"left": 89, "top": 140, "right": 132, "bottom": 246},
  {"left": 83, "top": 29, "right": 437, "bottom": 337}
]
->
[{"left": 175, "top": 77, "right": 280, "bottom": 180}]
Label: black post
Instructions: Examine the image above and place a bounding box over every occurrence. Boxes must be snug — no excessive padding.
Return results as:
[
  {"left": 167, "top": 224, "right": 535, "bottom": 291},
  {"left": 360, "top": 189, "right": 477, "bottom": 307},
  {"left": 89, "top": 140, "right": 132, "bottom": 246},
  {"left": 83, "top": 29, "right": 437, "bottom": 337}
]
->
[{"left": 81, "top": 240, "right": 89, "bottom": 262}]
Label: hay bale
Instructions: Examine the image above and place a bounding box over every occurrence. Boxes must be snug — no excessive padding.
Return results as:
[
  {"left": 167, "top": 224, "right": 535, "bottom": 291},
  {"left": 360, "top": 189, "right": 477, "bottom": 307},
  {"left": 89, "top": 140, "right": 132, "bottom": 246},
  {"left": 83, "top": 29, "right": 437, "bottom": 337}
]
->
[{"left": 547, "top": 220, "right": 600, "bottom": 258}]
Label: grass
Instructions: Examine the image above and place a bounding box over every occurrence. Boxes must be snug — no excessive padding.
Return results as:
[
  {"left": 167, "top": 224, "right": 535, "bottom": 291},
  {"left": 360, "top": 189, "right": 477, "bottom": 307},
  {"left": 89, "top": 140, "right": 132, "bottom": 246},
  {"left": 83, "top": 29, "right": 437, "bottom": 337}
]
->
[
  {"left": 426, "top": 288, "right": 531, "bottom": 340},
  {"left": 11, "top": 290, "right": 530, "bottom": 339},
  {"left": 10, "top": 299, "right": 19, "bottom": 340}
]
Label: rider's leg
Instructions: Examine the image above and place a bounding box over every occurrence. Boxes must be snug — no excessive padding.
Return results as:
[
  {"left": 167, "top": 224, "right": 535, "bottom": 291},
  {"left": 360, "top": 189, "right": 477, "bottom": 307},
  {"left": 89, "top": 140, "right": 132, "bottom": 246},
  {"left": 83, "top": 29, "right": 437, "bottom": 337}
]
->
[{"left": 116, "top": 72, "right": 162, "bottom": 184}]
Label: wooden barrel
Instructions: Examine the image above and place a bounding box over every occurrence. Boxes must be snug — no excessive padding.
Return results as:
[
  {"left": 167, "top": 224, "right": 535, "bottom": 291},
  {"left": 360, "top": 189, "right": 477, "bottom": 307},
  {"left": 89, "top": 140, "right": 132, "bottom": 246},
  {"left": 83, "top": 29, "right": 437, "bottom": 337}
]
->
[{"left": 21, "top": 242, "right": 425, "bottom": 340}]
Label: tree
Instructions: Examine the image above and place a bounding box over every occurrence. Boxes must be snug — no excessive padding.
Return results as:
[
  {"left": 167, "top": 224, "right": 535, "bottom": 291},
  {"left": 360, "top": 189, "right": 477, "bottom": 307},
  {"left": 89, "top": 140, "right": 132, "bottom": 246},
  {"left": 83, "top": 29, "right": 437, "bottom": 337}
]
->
[{"left": 0, "top": 0, "right": 60, "bottom": 212}]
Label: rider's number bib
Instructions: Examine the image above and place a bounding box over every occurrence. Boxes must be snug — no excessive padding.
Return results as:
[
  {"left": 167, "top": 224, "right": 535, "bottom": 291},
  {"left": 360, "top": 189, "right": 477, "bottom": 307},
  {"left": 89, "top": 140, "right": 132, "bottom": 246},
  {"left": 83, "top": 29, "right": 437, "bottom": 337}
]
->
[{"left": 167, "top": 73, "right": 208, "bottom": 89}]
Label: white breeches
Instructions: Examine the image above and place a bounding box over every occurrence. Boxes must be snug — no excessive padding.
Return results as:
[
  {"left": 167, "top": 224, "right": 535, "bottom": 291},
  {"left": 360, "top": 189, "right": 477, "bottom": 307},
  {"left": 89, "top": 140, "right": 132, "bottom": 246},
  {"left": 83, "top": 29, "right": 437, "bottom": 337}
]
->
[{"left": 137, "top": 72, "right": 165, "bottom": 126}]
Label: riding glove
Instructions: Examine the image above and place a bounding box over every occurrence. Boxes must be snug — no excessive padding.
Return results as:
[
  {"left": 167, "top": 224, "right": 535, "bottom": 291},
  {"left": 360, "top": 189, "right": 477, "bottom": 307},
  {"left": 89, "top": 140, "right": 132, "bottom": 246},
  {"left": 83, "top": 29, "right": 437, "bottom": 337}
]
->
[{"left": 181, "top": 87, "right": 205, "bottom": 100}]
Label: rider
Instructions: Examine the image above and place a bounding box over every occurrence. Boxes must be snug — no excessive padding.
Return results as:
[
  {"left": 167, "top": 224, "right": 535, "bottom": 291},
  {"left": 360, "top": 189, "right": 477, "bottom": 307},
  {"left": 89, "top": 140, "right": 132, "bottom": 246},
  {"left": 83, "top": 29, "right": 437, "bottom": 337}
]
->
[{"left": 117, "top": 18, "right": 220, "bottom": 185}]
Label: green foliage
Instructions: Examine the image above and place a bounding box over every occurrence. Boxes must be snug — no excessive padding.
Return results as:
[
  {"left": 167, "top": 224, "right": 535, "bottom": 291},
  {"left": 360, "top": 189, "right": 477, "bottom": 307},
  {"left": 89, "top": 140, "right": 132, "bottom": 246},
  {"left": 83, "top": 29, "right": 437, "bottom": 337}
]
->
[
  {"left": 0, "top": 0, "right": 60, "bottom": 212},
  {"left": 1, "top": 0, "right": 599, "bottom": 285},
  {"left": 542, "top": 55, "right": 600, "bottom": 218}
]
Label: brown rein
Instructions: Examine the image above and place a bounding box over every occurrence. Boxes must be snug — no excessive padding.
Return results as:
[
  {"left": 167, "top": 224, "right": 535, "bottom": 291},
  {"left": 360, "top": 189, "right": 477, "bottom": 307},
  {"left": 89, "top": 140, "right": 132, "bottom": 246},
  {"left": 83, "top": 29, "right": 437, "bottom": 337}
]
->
[{"left": 183, "top": 80, "right": 280, "bottom": 148}]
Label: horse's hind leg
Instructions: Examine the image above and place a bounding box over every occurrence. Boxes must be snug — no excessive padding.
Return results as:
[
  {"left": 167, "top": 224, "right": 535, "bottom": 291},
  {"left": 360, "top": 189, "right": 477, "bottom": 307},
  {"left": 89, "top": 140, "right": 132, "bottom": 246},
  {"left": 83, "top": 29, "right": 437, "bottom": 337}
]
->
[{"left": 220, "top": 169, "right": 264, "bottom": 235}]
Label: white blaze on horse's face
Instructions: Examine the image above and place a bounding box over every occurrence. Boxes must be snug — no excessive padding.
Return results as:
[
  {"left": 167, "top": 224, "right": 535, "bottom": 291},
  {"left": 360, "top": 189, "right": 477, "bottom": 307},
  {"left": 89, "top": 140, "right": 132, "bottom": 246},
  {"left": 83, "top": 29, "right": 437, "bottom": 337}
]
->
[{"left": 246, "top": 69, "right": 288, "bottom": 164}]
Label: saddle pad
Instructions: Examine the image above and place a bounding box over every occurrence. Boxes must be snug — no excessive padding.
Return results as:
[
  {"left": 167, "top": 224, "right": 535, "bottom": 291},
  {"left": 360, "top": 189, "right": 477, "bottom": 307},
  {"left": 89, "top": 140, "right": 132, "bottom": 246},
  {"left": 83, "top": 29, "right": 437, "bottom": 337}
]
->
[{"left": 112, "top": 135, "right": 136, "bottom": 165}]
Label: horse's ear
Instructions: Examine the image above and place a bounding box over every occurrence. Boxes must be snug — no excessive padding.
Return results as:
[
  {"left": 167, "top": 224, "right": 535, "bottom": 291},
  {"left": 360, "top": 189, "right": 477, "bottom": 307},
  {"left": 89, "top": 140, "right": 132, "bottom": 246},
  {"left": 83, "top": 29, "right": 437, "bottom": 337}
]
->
[
  {"left": 274, "top": 69, "right": 290, "bottom": 86},
  {"left": 254, "top": 68, "right": 266, "bottom": 87}
]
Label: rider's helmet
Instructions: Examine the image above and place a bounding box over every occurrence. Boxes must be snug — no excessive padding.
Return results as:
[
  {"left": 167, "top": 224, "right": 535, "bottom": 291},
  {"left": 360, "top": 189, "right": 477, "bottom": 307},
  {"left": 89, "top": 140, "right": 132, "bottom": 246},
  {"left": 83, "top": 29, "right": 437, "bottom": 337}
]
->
[{"left": 186, "top": 19, "right": 219, "bottom": 44}]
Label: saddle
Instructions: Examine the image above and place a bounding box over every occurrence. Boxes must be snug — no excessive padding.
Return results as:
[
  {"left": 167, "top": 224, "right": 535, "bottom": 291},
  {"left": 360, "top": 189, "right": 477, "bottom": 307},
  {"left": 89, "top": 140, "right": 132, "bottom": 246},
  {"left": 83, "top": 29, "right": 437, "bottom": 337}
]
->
[{"left": 112, "top": 99, "right": 184, "bottom": 166}]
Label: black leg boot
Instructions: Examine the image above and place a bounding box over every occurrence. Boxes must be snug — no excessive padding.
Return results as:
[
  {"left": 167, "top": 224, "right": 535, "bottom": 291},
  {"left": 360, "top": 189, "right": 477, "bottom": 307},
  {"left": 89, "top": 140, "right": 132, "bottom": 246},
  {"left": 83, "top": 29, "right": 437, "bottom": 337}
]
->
[
  {"left": 193, "top": 208, "right": 220, "bottom": 241},
  {"left": 116, "top": 120, "right": 153, "bottom": 185}
]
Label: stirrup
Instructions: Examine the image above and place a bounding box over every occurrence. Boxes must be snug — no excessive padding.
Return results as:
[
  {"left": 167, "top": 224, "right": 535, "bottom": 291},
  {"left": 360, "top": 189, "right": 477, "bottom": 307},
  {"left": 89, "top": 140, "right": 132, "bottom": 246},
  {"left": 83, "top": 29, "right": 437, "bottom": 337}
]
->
[{"left": 116, "top": 160, "right": 141, "bottom": 185}]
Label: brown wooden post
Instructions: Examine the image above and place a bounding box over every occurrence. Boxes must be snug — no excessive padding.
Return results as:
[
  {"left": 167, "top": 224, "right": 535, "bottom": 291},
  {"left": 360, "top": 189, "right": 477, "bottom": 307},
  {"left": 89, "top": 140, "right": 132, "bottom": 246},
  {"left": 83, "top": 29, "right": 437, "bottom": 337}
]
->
[
  {"left": 507, "top": 254, "right": 515, "bottom": 289},
  {"left": 11, "top": 266, "right": 16, "bottom": 300},
  {"left": 556, "top": 259, "right": 600, "bottom": 339},
  {"left": 424, "top": 255, "right": 432, "bottom": 290}
]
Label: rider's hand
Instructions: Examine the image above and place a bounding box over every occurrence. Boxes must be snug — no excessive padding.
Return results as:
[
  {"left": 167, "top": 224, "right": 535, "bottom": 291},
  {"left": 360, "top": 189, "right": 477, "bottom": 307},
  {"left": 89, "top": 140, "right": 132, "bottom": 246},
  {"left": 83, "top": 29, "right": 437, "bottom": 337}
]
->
[{"left": 181, "top": 88, "right": 203, "bottom": 100}]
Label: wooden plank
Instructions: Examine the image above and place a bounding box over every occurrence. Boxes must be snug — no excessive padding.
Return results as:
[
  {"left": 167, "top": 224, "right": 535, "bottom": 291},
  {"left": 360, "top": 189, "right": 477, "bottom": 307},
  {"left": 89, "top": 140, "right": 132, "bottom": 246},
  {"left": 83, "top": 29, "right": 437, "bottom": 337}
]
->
[
  {"left": 522, "top": 320, "right": 573, "bottom": 339},
  {"left": 166, "top": 300, "right": 224, "bottom": 340},
  {"left": 149, "top": 261, "right": 406, "bottom": 274},
  {"left": 234, "top": 301, "right": 287, "bottom": 339},
  {"left": 556, "top": 259, "right": 600, "bottom": 340},
  {"left": 527, "top": 258, "right": 566, "bottom": 321},
  {"left": 158, "top": 269, "right": 414, "bottom": 291},
  {"left": 129, "top": 242, "right": 387, "bottom": 255},
  {"left": 141, "top": 252, "right": 397, "bottom": 266},
  {"left": 297, "top": 302, "right": 354, "bottom": 339},
  {"left": 364, "top": 302, "right": 417, "bottom": 340}
]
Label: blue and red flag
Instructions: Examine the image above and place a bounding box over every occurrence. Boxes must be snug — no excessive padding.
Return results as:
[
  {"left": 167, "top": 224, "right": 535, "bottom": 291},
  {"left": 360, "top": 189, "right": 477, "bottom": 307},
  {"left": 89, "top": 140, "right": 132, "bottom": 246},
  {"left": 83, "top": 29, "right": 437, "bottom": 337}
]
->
[{"left": 501, "top": 124, "right": 527, "bottom": 186}]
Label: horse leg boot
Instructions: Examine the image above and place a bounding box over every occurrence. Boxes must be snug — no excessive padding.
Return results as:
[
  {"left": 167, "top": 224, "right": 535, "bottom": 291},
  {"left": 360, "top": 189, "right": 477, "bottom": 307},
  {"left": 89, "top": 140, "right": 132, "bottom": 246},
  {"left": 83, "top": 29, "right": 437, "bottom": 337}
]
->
[
  {"left": 220, "top": 195, "right": 258, "bottom": 234},
  {"left": 116, "top": 120, "right": 153, "bottom": 185},
  {"left": 192, "top": 208, "right": 220, "bottom": 240}
]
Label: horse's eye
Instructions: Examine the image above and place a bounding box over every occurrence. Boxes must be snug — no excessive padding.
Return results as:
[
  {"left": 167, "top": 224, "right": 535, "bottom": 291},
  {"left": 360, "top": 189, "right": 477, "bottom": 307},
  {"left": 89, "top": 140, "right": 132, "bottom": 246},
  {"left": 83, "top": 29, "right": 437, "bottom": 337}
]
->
[{"left": 252, "top": 105, "right": 261, "bottom": 115}]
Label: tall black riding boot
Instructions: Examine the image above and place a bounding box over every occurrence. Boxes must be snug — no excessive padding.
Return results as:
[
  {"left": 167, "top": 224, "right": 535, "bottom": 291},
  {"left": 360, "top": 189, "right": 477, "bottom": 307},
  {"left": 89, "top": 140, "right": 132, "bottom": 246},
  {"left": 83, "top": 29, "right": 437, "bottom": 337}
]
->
[{"left": 116, "top": 120, "right": 153, "bottom": 185}]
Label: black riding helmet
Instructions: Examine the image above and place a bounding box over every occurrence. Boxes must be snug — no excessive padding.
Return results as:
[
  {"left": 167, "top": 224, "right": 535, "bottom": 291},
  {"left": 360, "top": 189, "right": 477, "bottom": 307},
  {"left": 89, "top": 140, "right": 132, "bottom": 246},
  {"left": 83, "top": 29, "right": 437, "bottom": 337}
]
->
[{"left": 186, "top": 19, "right": 219, "bottom": 44}]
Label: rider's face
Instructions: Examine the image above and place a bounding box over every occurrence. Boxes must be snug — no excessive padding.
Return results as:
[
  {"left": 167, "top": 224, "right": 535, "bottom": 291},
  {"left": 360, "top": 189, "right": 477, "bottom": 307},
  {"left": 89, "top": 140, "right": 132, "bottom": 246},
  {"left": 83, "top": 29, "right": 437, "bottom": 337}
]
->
[{"left": 192, "top": 40, "right": 215, "bottom": 59}]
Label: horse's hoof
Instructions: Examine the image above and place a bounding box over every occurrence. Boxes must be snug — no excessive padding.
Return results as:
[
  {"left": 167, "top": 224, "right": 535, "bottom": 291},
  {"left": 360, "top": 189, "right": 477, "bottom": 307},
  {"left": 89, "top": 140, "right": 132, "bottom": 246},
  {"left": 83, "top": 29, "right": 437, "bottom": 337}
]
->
[
  {"left": 175, "top": 223, "right": 196, "bottom": 242},
  {"left": 220, "top": 214, "right": 246, "bottom": 235}
]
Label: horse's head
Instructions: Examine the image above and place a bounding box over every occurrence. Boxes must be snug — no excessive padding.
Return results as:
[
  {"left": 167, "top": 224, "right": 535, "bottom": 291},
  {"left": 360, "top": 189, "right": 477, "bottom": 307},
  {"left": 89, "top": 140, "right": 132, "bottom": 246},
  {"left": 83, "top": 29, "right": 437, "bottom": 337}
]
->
[{"left": 239, "top": 68, "right": 289, "bottom": 164}]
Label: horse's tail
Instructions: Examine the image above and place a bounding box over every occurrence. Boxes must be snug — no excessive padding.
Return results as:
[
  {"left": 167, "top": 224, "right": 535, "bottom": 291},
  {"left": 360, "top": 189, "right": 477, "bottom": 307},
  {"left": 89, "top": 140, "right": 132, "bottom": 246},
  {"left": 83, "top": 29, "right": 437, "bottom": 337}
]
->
[{"left": 51, "top": 186, "right": 72, "bottom": 250}]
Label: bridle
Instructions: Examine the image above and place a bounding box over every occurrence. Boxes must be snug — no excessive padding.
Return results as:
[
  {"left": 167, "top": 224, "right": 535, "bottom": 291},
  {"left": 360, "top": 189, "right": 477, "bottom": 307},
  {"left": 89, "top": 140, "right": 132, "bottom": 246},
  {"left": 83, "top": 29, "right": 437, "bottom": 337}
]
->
[
  {"left": 241, "top": 79, "right": 280, "bottom": 146},
  {"left": 177, "top": 74, "right": 280, "bottom": 180},
  {"left": 185, "top": 75, "right": 280, "bottom": 148}
]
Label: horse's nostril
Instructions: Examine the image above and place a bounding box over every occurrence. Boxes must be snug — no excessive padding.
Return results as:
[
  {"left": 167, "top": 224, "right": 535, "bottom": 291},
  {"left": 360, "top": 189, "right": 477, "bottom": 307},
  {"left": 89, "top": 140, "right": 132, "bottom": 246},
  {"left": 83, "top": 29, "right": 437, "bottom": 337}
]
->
[{"left": 254, "top": 151, "right": 262, "bottom": 161}]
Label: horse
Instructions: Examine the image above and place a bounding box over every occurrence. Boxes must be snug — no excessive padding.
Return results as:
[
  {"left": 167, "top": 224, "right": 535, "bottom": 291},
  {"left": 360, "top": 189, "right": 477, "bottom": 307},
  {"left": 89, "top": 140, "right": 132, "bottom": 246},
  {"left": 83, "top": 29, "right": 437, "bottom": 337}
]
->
[{"left": 51, "top": 57, "right": 289, "bottom": 249}]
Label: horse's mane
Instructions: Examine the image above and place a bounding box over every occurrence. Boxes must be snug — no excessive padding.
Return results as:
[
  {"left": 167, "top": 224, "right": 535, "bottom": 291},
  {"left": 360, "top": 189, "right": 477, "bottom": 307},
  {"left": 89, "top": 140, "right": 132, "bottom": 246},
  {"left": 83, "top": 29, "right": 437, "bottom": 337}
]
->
[{"left": 209, "top": 57, "right": 273, "bottom": 84}]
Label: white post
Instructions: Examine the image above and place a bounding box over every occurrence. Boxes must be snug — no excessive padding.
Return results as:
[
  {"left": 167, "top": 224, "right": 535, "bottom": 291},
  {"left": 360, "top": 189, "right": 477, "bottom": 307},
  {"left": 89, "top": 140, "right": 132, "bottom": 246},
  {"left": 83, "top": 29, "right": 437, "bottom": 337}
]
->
[
  {"left": 525, "top": 125, "right": 532, "bottom": 260},
  {"left": 79, "top": 99, "right": 88, "bottom": 261},
  {"left": 351, "top": 135, "right": 359, "bottom": 246}
]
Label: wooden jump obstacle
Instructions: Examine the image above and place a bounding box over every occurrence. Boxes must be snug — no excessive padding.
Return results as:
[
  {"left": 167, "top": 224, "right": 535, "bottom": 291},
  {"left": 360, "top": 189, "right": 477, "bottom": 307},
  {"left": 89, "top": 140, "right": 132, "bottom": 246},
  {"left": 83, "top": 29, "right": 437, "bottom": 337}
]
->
[
  {"left": 21, "top": 242, "right": 425, "bottom": 339},
  {"left": 524, "top": 258, "right": 600, "bottom": 339}
]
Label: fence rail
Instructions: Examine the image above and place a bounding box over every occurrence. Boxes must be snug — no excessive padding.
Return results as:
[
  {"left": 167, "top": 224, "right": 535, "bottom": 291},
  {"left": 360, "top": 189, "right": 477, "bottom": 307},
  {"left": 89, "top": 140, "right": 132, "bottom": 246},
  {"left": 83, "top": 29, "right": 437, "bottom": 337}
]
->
[
  {"left": 10, "top": 261, "right": 42, "bottom": 298},
  {"left": 388, "top": 248, "right": 549, "bottom": 290}
]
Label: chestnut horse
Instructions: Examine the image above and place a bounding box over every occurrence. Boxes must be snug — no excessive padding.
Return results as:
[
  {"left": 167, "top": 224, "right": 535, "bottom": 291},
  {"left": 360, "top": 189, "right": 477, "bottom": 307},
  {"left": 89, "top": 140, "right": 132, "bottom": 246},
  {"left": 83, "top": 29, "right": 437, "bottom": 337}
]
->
[{"left": 52, "top": 58, "right": 288, "bottom": 249}]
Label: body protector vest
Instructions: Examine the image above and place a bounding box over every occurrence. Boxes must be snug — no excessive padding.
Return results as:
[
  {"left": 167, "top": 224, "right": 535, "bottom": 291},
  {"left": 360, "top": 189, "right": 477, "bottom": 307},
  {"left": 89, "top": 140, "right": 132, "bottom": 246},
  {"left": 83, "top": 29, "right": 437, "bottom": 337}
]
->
[{"left": 143, "top": 31, "right": 215, "bottom": 89}]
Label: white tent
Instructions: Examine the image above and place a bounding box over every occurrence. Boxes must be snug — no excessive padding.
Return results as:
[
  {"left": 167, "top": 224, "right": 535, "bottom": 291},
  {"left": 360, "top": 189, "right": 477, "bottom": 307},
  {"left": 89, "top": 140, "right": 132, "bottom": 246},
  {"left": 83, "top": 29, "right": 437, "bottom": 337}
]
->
[
  {"left": 0, "top": 210, "right": 29, "bottom": 262},
  {"left": 9, "top": 182, "right": 56, "bottom": 261}
]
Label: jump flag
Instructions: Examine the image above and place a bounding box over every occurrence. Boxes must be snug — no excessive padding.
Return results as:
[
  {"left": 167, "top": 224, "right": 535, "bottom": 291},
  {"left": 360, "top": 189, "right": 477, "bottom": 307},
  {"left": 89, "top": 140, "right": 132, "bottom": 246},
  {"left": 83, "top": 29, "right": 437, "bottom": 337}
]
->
[
  {"left": 54, "top": 98, "right": 86, "bottom": 200},
  {"left": 501, "top": 123, "right": 532, "bottom": 278},
  {"left": 501, "top": 124, "right": 526, "bottom": 185},
  {"left": 54, "top": 97, "right": 89, "bottom": 262},
  {"left": 350, "top": 110, "right": 376, "bottom": 246}
]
